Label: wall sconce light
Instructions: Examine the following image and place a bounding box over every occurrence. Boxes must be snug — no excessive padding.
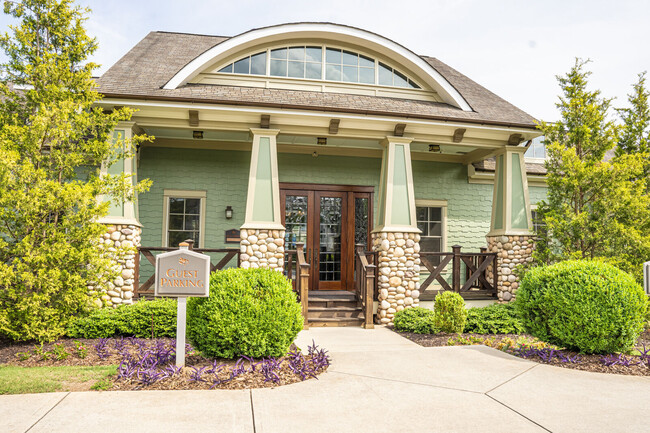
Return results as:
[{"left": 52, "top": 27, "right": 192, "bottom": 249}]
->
[
  {"left": 429, "top": 144, "right": 441, "bottom": 153},
  {"left": 193, "top": 130, "right": 204, "bottom": 139},
  {"left": 225, "top": 206, "right": 233, "bottom": 219}
]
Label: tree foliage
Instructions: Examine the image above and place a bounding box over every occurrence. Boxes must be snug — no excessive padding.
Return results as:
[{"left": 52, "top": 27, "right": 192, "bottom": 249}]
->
[
  {"left": 615, "top": 71, "right": 650, "bottom": 185},
  {"left": 535, "top": 59, "right": 650, "bottom": 282},
  {"left": 0, "top": 0, "right": 150, "bottom": 342}
]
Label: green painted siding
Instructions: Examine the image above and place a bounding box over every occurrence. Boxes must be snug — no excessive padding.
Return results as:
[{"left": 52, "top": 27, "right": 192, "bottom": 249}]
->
[
  {"left": 412, "top": 160, "right": 494, "bottom": 250},
  {"left": 529, "top": 186, "right": 547, "bottom": 205},
  {"left": 278, "top": 152, "right": 383, "bottom": 220},
  {"left": 137, "top": 146, "right": 548, "bottom": 255},
  {"left": 138, "top": 147, "right": 250, "bottom": 249}
]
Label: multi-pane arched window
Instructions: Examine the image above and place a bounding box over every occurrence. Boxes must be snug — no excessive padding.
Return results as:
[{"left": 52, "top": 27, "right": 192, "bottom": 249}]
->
[{"left": 217, "top": 45, "right": 420, "bottom": 89}]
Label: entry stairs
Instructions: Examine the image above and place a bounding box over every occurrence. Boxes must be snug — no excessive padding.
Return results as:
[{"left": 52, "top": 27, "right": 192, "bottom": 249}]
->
[{"left": 307, "top": 290, "right": 367, "bottom": 327}]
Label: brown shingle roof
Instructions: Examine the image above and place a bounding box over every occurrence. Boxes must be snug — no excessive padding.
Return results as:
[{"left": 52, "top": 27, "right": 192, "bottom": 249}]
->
[{"left": 97, "top": 31, "right": 538, "bottom": 129}]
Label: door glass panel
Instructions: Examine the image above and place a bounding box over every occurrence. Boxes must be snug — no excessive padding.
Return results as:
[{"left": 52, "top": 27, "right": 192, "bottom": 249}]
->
[
  {"left": 319, "top": 197, "right": 342, "bottom": 281},
  {"left": 284, "top": 195, "right": 308, "bottom": 249},
  {"left": 284, "top": 195, "right": 309, "bottom": 281},
  {"left": 354, "top": 197, "right": 369, "bottom": 246}
]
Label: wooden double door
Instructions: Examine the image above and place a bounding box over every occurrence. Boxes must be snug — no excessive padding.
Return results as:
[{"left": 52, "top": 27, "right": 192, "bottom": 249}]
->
[{"left": 281, "top": 183, "right": 373, "bottom": 291}]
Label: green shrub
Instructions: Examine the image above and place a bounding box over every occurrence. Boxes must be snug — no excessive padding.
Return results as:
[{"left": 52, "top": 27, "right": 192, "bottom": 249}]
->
[
  {"left": 393, "top": 307, "right": 437, "bottom": 333},
  {"left": 187, "top": 268, "right": 303, "bottom": 359},
  {"left": 66, "top": 298, "right": 177, "bottom": 339},
  {"left": 464, "top": 303, "right": 525, "bottom": 334},
  {"left": 433, "top": 291, "right": 467, "bottom": 333},
  {"left": 516, "top": 260, "right": 648, "bottom": 354}
]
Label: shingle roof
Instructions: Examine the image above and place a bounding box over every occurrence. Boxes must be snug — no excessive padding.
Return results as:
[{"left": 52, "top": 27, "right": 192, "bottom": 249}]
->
[
  {"left": 473, "top": 158, "right": 547, "bottom": 175},
  {"left": 97, "top": 31, "right": 538, "bottom": 129}
]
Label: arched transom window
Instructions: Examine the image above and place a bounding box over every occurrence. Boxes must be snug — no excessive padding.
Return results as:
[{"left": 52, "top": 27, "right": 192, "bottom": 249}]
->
[{"left": 217, "top": 45, "right": 420, "bottom": 89}]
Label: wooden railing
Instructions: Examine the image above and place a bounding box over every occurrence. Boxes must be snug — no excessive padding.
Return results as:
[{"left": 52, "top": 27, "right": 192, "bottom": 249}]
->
[
  {"left": 134, "top": 240, "right": 240, "bottom": 298},
  {"left": 419, "top": 245, "right": 497, "bottom": 300},
  {"left": 355, "top": 244, "right": 376, "bottom": 329},
  {"left": 285, "top": 243, "right": 310, "bottom": 329}
]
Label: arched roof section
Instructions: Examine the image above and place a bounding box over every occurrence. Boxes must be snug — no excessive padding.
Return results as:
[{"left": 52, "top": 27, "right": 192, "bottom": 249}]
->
[{"left": 163, "top": 23, "right": 472, "bottom": 111}]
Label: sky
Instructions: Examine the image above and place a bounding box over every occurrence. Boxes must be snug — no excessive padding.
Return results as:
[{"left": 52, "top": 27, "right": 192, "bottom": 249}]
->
[{"left": 2, "top": 0, "right": 649, "bottom": 122}]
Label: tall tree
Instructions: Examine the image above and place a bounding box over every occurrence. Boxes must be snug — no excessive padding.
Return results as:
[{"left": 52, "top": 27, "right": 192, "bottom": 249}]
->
[
  {"left": 615, "top": 71, "right": 650, "bottom": 185},
  {"left": 0, "top": 0, "right": 150, "bottom": 342},
  {"left": 535, "top": 59, "right": 650, "bottom": 282}
]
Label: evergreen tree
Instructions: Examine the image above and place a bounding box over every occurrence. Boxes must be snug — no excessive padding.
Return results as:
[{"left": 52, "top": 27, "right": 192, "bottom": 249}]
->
[
  {"left": 535, "top": 59, "right": 650, "bottom": 282},
  {"left": 0, "top": 0, "right": 150, "bottom": 342},
  {"left": 615, "top": 71, "right": 650, "bottom": 186}
]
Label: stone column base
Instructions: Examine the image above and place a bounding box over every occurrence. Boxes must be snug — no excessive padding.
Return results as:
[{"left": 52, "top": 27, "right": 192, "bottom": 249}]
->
[
  {"left": 486, "top": 235, "right": 534, "bottom": 302},
  {"left": 89, "top": 224, "right": 142, "bottom": 308},
  {"left": 240, "top": 228, "right": 285, "bottom": 271},
  {"left": 372, "top": 231, "right": 421, "bottom": 325}
]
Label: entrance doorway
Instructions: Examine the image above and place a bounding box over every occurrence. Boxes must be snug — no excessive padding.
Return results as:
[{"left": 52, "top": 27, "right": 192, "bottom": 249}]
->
[{"left": 281, "top": 183, "right": 373, "bottom": 291}]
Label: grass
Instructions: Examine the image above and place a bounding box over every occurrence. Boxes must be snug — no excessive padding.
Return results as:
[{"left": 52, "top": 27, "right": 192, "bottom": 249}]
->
[{"left": 0, "top": 365, "right": 117, "bottom": 395}]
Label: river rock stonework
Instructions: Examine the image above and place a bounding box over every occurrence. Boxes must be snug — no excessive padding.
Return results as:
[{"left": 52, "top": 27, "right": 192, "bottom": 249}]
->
[
  {"left": 372, "top": 231, "right": 421, "bottom": 325},
  {"left": 486, "top": 235, "right": 534, "bottom": 303},
  {"left": 89, "top": 224, "right": 142, "bottom": 308},
  {"left": 239, "top": 229, "right": 285, "bottom": 272}
]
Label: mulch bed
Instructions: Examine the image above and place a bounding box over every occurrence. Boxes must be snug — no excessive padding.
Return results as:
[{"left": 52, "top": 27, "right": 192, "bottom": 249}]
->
[
  {"left": 393, "top": 328, "right": 650, "bottom": 377},
  {"left": 0, "top": 337, "right": 330, "bottom": 390}
]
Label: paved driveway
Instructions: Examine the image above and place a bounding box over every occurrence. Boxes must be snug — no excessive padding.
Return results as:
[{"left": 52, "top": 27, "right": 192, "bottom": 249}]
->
[{"left": 2, "top": 327, "right": 649, "bottom": 433}]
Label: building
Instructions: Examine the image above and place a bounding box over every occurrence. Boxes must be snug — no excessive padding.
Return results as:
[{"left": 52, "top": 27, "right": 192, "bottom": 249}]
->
[{"left": 95, "top": 23, "right": 546, "bottom": 325}]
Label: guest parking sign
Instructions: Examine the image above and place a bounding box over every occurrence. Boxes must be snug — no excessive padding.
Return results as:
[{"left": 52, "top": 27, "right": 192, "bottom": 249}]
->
[
  {"left": 155, "top": 248, "right": 210, "bottom": 297},
  {"left": 154, "top": 242, "right": 210, "bottom": 366}
]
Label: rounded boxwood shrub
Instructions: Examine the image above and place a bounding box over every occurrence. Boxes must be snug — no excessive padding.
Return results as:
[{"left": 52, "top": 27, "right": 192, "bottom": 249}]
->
[
  {"left": 433, "top": 291, "right": 467, "bottom": 333},
  {"left": 464, "top": 303, "right": 525, "bottom": 334},
  {"left": 66, "top": 298, "right": 177, "bottom": 339},
  {"left": 393, "top": 307, "right": 437, "bottom": 333},
  {"left": 187, "top": 268, "right": 303, "bottom": 358},
  {"left": 516, "top": 260, "right": 648, "bottom": 354}
]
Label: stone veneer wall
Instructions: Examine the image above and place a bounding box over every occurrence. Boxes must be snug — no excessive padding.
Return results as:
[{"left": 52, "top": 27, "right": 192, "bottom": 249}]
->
[
  {"left": 486, "top": 235, "right": 534, "bottom": 303},
  {"left": 373, "top": 232, "right": 421, "bottom": 325},
  {"left": 239, "top": 229, "right": 285, "bottom": 272},
  {"left": 89, "top": 224, "right": 142, "bottom": 308}
]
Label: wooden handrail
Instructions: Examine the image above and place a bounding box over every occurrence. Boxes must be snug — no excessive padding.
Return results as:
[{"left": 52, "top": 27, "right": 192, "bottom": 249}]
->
[
  {"left": 355, "top": 244, "right": 375, "bottom": 329},
  {"left": 295, "top": 242, "right": 310, "bottom": 330}
]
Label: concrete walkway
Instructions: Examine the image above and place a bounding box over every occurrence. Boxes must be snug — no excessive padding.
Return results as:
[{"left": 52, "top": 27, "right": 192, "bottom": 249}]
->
[{"left": 2, "top": 327, "right": 649, "bottom": 433}]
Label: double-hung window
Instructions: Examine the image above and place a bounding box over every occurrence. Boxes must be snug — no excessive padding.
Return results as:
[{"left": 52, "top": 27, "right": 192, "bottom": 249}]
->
[
  {"left": 163, "top": 190, "right": 206, "bottom": 248},
  {"left": 416, "top": 201, "right": 447, "bottom": 265}
]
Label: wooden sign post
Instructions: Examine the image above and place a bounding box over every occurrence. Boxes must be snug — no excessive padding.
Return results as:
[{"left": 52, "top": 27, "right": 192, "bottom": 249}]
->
[{"left": 155, "top": 241, "right": 210, "bottom": 367}]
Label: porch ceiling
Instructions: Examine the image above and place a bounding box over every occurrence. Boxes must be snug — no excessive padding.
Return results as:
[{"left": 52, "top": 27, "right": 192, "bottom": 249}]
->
[{"left": 103, "top": 98, "right": 541, "bottom": 164}]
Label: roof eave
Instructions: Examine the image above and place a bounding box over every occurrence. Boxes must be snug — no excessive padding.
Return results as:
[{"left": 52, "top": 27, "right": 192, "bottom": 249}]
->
[{"left": 98, "top": 91, "right": 540, "bottom": 131}]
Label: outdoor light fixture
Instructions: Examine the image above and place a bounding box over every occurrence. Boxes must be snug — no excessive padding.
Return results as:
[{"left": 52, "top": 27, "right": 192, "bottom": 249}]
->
[
  {"left": 429, "top": 144, "right": 441, "bottom": 153},
  {"left": 317, "top": 137, "right": 327, "bottom": 145},
  {"left": 193, "top": 130, "right": 203, "bottom": 139},
  {"left": 225, "top": 206, "right": 233, "bottom": 219}
]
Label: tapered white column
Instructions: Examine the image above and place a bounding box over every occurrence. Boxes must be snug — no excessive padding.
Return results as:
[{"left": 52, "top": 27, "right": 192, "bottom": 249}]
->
[
  {"left": 486, "top": 146, "right": 534, "bottom": 303},
  {"left": 240, "top": 129, "right": 285, "bottom": 271},
  {"left": 372, "top": 136, "right": 421, "bottom": 325}
]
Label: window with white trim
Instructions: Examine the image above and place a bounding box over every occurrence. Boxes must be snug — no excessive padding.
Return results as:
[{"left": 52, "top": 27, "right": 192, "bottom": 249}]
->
[
  {"left": 530, "top": 206, "right": 546, "bottom": 237},
  {"left": 163, "top": 191, "right": 206, "bottom": 248},
  {"left": 217, "top": 45, "right": 420, "bottom": 89},
  {"left": 416, "top": 205, "right": 447, "bottom": 264}
]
